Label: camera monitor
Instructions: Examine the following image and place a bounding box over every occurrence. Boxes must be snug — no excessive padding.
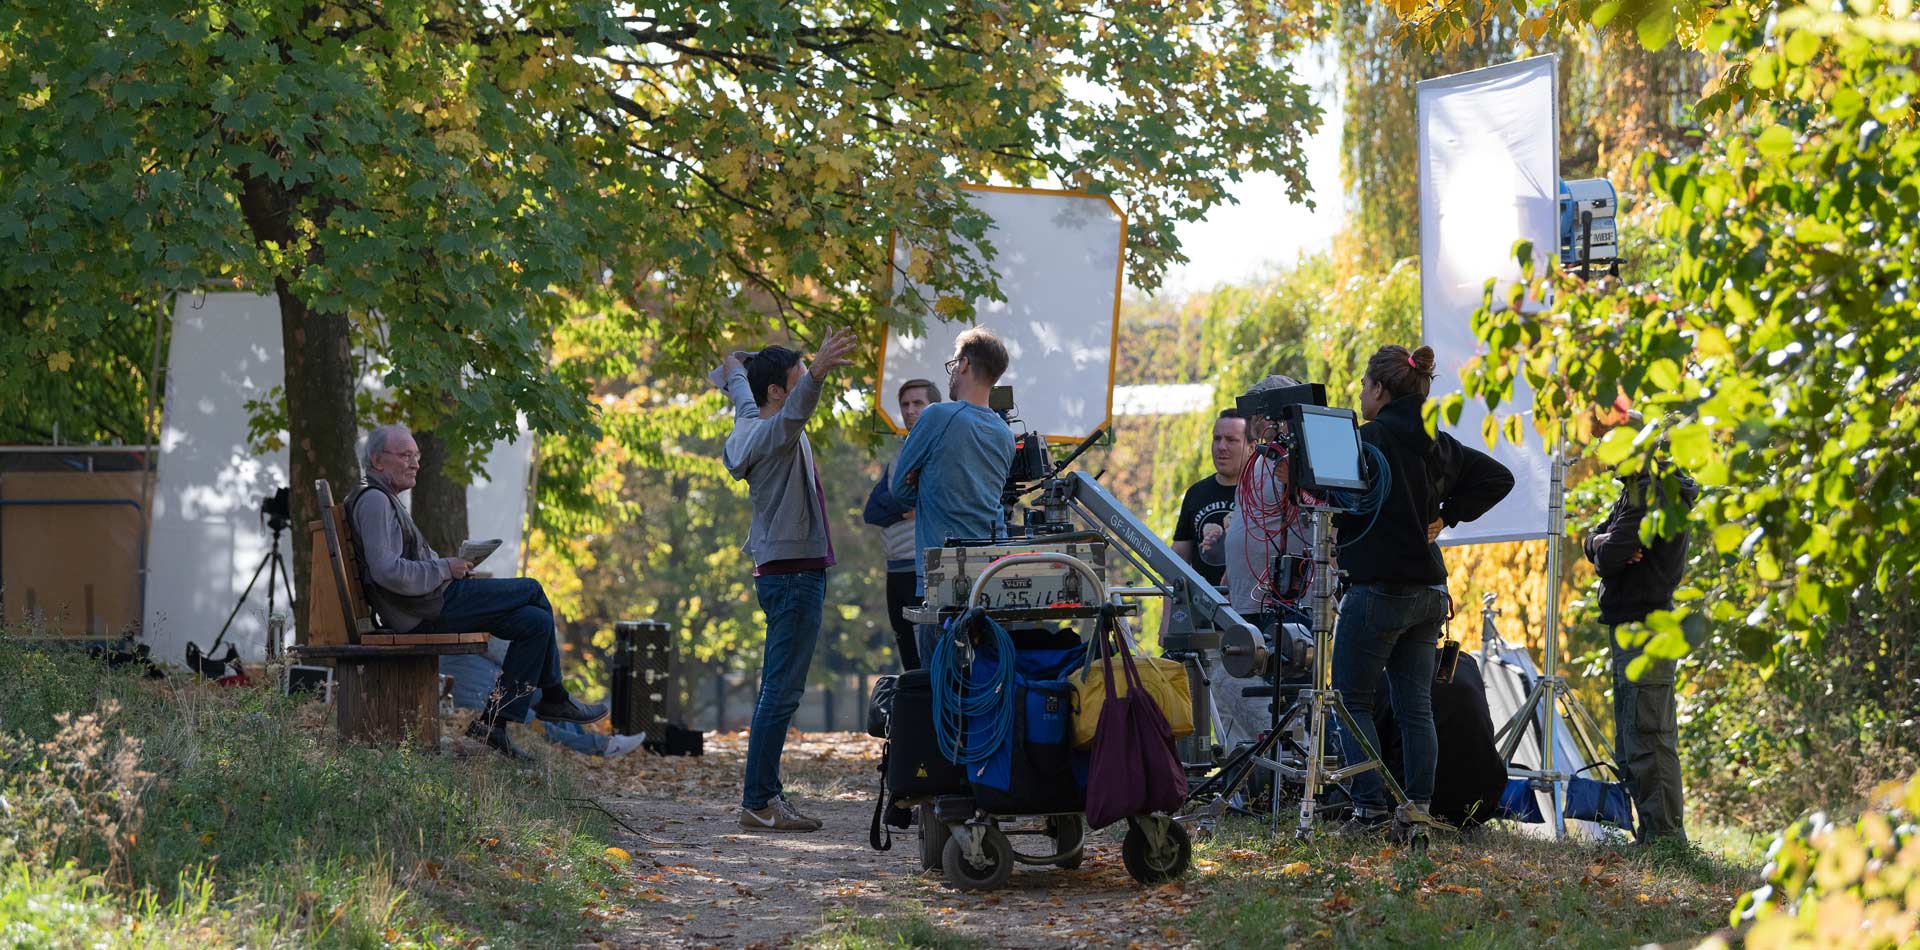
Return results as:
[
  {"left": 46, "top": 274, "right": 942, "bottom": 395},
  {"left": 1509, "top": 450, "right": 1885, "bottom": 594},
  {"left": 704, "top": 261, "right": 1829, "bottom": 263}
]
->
[{"left": 1287, "top": 404, "right": 1367, "bottom": 493}]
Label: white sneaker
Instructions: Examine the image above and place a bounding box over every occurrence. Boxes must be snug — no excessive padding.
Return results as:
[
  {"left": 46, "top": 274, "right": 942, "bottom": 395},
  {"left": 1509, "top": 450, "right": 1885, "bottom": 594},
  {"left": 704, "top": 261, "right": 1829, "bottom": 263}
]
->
[{"left": 604, "top": 732, "right": 647, "bottom": 760}]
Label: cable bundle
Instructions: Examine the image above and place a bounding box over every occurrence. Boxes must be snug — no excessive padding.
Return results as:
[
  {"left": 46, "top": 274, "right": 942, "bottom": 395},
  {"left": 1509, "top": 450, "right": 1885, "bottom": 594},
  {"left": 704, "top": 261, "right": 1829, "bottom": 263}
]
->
[
  {"left": 1330, "top": 441, "right": 1392, "bottom": 547},
  {"left": 928, "top": 607, "right": 1016, "bottom": 769},
  {"left": 1235, "top": 446, "right": 1306, "bottom": 607}
]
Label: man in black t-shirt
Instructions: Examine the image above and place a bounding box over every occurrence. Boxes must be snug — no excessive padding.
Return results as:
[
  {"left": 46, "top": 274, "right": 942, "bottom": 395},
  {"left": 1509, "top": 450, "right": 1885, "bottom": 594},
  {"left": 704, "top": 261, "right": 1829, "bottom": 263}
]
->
[{"left": 1171, "top": 409, "right": 1251, "bottom": 590}]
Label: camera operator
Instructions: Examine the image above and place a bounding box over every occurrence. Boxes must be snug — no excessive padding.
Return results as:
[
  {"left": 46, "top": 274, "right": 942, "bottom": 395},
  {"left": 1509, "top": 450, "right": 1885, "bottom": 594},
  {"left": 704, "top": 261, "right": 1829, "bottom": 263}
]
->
[
  {"left": 1211, "top": 378, "right": 1315, "bottom": 751},
  {"left": 863, "top": 378, "right": 942, "bottom": 670},
  {"left": 891, "top": 327, "right": 1014, "bottom": 663},
  {"left": 1332, "top": 345, "right": 1514, "bottom": 840},
  {"left": 1584, "top": 425, "right": 1699, "bottom": 844}
]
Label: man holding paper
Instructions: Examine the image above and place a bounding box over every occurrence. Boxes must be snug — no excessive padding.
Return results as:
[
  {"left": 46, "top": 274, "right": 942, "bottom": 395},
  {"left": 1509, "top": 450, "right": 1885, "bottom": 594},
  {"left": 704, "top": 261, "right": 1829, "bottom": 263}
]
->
[{"left": 349, "top": 424, "right": 606, "bottom": 758}]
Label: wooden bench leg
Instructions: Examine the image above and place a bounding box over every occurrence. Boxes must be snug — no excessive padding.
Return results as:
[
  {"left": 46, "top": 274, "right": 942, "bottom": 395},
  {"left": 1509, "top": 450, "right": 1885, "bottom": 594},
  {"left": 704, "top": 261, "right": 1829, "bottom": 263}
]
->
[{"left": 335, "top": 656, "right": 441, "bottom": 750}]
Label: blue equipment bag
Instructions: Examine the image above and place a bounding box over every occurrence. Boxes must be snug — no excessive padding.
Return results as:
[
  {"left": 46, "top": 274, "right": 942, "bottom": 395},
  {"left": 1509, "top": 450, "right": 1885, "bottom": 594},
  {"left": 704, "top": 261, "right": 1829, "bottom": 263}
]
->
[{"left": 964, "top": 639, "right": 1088, "bottom": 815}]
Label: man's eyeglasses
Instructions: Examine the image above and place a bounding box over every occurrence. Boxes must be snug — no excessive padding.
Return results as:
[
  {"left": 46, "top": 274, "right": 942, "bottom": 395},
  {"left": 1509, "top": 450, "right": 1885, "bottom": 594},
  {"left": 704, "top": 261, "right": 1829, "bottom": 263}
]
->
[
  {"left": 944, "top": 356, "right": 966, "bottom": 374},
  {"left": 384, "top": 449, "right": 421, "bottom": 463}
]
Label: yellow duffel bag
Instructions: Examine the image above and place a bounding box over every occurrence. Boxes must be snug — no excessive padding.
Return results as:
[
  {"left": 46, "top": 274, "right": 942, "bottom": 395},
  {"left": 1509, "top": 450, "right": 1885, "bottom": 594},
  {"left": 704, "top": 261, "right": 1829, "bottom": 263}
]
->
[{"left": 1071, "top": 625, "right": 1193, "bottom": 749}]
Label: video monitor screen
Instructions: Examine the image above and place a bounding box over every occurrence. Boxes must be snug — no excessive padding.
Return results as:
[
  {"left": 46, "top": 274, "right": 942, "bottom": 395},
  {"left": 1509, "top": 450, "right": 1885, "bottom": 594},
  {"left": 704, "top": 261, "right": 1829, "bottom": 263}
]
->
[{"left": 1297, "top": 406, "right": 1365, "bottom": 491}]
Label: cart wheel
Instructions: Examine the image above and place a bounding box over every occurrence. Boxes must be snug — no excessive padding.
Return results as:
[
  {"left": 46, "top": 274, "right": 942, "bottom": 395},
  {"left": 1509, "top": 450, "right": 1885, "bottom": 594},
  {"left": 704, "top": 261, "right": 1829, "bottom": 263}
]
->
[
  {"left": 942, "top": 826, "right": 1014, "bottom": 891},
  {"left": 917, "top": 805, "right": 949, "bottom": 872},
  {"left": 1122, "top": 817, "right": 1192, "bottom": 885},
  {"left": 1047, "top": 815, "right": 1085, "bottom": 869}
]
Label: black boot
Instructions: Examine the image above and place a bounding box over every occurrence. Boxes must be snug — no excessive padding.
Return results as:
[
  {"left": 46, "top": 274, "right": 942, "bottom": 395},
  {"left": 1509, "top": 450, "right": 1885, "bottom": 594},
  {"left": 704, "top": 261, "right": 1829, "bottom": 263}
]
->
[{"left": 465, "top": 719, "right": 529, "bottom": 760}]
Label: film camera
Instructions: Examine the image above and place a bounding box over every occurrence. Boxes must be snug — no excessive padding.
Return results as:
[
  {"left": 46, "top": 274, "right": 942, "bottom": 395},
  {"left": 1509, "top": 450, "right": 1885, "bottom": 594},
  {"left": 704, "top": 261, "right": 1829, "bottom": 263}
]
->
[
  {"left": 260, "top": 486, "right": 292, "bottom": 533},
  {"left": 1233, "top": 382, "right": 1368, "bottom": 494},
  {"left": 991, "top": 385, "right": 1053, "bottom": 485}
]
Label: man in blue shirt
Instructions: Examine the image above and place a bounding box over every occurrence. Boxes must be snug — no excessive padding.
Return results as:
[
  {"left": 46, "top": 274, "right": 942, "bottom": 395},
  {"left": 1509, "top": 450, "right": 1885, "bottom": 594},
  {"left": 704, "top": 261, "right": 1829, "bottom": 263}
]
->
[{"left": 891, "top": 327, "right": 1015, "bottom": 662}]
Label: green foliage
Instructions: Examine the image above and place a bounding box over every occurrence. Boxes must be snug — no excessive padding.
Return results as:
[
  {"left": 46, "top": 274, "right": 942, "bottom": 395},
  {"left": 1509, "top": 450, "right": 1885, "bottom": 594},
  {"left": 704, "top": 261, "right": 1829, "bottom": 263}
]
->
[
  {"left": 1447, "top": 5, "right": 1920, "bottom": 678},
  {"left": 0, "top": 636, "right": 631, "bottom": 946},
  {"left": 1728, "top": 772, "right": 1920, "bottom": 948},
  {"left": 1, "top": 1, "right": 1324, "bottom": 473}
]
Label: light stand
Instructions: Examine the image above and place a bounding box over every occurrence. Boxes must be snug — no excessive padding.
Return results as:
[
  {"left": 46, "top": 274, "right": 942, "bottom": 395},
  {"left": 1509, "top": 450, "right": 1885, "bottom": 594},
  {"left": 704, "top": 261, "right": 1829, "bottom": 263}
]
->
[{"left": 1489, "top": 423, "right": 1586, "bottom": 839}]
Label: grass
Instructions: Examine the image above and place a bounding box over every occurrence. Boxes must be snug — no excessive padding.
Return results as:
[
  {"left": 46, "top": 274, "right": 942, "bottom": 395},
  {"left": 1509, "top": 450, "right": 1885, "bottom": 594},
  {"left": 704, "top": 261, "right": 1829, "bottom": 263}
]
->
[
  {"left": 798, "top": 904, "right": 984, "bottom": 950},
  {"left": 1184, "top": 819, "right": 1758, "bottom": 949},
  {"left": 0, "top": 633, "right": 638, "bottom": 947}
]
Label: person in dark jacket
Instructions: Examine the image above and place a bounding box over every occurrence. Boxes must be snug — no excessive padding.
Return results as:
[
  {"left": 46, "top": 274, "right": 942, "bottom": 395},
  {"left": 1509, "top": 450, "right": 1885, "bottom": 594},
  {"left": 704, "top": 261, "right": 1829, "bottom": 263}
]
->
[
  {"left": 863, "top": 378, "right": 941, "bottom": 670},
  {"left": 1331, "top": 344, "right": 1515, "bottom": 840},
  {"left": 1585, "top": 459, "right": 1700, "bottom": 842}
]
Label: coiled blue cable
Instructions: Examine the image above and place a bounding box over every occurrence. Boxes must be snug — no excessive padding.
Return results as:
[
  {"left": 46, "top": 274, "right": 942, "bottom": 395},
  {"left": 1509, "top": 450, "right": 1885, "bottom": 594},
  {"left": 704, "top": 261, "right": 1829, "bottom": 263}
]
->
[
  {"left": 929, "top": 607, "right": 1016, "bottom": 769},
  {"left": 1331, "top": 441, "right": 1391, "bottom": 548}
]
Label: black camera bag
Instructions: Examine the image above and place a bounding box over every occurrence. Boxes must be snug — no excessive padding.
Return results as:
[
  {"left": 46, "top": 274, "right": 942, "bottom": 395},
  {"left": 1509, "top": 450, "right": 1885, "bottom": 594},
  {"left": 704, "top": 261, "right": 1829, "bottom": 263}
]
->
[
  {"left": 884, "top": 669, "right": 968, "bottom": 799},
  {"left": 866, "top": 674, "right": 898, "bottom": 739}
]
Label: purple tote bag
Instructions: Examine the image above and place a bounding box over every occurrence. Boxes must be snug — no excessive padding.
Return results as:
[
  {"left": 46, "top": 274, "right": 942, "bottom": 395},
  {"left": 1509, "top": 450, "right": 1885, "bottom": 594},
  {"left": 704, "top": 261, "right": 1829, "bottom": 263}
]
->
[{"left": 1084, "top": 623, "right": 1189, "bottom": 829}]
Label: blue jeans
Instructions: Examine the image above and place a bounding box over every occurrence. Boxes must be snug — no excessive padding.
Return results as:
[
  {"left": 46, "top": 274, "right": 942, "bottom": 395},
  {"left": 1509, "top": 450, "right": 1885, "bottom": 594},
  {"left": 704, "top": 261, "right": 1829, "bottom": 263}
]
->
[
  {"left": 440, "top": 652, "right": 608, "bottom": 755},
  {"left": 417, "top": 578, "right": 561, "bottom": 726},
  {"left": 742, "top": 570, "right": 825, "bottom": 810},
  {"left": 1331, "top": 584, "right": 1449, "bottom": 812}
]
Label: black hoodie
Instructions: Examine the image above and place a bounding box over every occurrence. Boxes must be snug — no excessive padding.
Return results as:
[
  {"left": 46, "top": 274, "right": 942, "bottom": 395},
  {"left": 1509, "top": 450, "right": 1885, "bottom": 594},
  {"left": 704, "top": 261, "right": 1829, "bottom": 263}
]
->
[
  {"left": 1334, "top": 393, "right": 1516, "bottom": 587},
  {"left": 1583, "top": 469, "right": 1700, "bottom": 625}
]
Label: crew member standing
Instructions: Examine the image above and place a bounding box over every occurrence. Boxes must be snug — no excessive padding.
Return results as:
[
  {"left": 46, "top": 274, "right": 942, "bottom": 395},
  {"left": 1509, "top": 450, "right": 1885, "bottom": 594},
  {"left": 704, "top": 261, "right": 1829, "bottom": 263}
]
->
[
  {"left": 1332, "top": 345, "right": 1514, "bottom": 842},
  {"left": 712, "top": 328, "right": 858, "bottom": 833},
  {"left": 864, "top": 378, "right": 942, "bottom": 670},
  {"left": 1585, "top": 446, "right": 1699, "bottom": 843},
  {"left": 891, "top": 327, "right": 1014, "bottom": 665}
]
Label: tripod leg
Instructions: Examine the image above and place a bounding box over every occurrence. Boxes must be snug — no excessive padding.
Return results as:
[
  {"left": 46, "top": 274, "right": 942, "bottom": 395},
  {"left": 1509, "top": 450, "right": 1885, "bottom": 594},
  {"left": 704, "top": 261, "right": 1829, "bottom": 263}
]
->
[
  {"left": 1330, "top": 698, "right": 1412, "bottom": 808},
  {"left": 212, "top": 550, "right": 276, "bottom": 648},
  {"left": 1496, "top": 678, "right": 1551, "bottom": 762}
]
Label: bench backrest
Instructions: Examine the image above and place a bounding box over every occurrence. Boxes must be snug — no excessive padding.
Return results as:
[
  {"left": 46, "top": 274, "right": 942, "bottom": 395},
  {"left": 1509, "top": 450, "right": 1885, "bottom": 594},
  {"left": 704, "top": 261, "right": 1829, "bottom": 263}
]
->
[{"left": 307, "top": 479, "right": 378, "bottom": 644}]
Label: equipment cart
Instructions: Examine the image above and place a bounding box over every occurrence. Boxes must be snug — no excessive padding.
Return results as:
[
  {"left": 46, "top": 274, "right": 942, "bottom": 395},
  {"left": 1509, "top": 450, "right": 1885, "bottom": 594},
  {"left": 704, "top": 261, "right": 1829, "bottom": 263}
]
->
[{"left": 906, "top": 550, "right": 1193, "bottom": 892}]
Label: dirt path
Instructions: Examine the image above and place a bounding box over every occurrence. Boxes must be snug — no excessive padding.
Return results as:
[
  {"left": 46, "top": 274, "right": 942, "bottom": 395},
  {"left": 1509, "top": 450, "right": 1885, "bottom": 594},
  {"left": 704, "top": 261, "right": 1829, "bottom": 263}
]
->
[{"left": 580, "top": 731, "right": 1201, "bottom": 949}]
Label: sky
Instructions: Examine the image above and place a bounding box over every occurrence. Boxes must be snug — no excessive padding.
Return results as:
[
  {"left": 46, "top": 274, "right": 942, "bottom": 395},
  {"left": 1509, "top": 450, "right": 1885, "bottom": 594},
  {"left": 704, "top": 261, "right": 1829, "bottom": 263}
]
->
[{"left": 1153, "top": 50, "right": 1345, "bottom": 298}]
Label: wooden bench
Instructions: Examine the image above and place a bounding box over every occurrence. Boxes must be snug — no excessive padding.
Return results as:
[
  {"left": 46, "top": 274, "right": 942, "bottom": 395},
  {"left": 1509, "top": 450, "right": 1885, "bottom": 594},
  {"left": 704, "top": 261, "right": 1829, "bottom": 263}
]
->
[{"left": 290, "top": 479, "right": 488, "bottom": 748}]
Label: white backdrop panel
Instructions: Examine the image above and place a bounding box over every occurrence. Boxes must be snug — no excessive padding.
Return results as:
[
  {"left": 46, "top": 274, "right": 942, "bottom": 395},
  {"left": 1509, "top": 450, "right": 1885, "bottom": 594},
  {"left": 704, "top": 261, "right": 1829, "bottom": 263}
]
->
[
  {"left": 145, "top": 292, "right": 536, "bottom": 664},
  {"left": 880, "top": 187, "right": 1124, "bottom": 441},
  {"left": 1418, "top": 56, "right": 1559, "bottom": 544}
]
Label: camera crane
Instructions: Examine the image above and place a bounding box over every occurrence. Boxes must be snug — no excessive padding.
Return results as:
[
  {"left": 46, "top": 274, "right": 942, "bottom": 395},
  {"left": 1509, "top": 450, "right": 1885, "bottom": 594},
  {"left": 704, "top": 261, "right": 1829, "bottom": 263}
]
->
[{"left": 1007, "top": 404, "right": 1428, "bottom": 844}]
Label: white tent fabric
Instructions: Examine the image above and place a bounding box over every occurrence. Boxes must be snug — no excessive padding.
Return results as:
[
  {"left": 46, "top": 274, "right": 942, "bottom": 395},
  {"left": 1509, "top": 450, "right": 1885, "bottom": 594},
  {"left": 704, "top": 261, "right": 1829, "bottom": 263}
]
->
[
  {"left": 881, "top": 187, "right": 1124, "bottom": 442},
  {"left": 1479, "top": 634, "right": 1618, "bottom": 841},
  {"left": 144, "top": 292, "right": 535, "bottom": 663},
  {"left": 1417, "top": 56, "right": 1559, "bottom": 545}
]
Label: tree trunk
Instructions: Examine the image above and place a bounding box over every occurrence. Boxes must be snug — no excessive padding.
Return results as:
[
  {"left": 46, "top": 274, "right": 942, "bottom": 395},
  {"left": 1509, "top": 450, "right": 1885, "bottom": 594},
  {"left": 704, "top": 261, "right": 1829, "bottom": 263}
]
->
[
  {"left": 277, "top": 284, "right": 360, "bottom": 645},
  {"left": 411, "top": 429, "right": 470, "bottom": 559},
  {"left": 238, "top": 168, "right": 359, "bottom": 646}
]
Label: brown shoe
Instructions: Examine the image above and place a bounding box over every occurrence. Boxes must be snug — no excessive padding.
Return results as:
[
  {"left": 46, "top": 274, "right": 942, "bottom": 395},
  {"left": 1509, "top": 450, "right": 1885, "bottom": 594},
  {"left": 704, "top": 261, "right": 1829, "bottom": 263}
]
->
[{"left": 739, "top": 798, "right": 823, "bottom": 833}]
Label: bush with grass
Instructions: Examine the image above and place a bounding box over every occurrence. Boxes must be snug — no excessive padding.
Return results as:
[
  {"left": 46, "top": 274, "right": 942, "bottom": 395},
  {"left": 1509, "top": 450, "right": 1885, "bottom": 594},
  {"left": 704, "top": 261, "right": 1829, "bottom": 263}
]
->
[{"left": 0, "top": 634, "right": 637, "bottom": 946}]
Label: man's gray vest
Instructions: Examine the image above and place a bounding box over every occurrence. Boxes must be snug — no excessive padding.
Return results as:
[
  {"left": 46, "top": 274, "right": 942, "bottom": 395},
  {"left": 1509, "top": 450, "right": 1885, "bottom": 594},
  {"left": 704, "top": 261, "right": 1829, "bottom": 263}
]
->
[{"left": 345, "top": 480, "right": 445, "bottom": 629}]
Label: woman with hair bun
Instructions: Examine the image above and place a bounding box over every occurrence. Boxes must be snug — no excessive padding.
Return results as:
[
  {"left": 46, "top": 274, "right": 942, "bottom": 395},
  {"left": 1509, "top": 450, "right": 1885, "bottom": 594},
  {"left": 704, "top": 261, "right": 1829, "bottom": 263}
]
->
[{"left": 1332, "top": 344, "right": 1515, "bottom": 841}]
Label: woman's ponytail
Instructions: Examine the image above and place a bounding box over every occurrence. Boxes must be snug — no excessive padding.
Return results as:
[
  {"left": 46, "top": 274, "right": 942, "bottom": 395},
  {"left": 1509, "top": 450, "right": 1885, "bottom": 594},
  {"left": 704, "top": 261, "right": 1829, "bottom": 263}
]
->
[{"left": 1365, "top": 344, "right": 1438, "bottom": 400}]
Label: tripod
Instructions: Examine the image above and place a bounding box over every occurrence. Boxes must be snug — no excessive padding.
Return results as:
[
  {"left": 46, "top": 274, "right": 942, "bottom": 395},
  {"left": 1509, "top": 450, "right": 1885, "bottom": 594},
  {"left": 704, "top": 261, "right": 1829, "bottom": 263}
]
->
[
  {"left": 1282, "top": 503, "right": 1421, "bottom": 842},
  {"left": 198, "top": 517, "right": 295, "bottom": 669}
]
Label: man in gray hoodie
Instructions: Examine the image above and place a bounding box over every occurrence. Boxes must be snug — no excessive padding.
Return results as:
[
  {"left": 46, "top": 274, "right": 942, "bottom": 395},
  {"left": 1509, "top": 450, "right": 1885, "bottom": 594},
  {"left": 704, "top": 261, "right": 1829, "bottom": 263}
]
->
[
  {"left": 712, "top": 328, "right": 857, "bottom": 833},
  {"left": 349, "top": 424, "right": 606, "bottom": 759}
]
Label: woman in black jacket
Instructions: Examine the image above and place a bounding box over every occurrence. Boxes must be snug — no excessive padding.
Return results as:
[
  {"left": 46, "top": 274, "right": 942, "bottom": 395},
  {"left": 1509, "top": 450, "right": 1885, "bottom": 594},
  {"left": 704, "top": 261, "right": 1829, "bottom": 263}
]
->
[{"left": 1332, "top": 344, "right": 1514, "bottom": 838}]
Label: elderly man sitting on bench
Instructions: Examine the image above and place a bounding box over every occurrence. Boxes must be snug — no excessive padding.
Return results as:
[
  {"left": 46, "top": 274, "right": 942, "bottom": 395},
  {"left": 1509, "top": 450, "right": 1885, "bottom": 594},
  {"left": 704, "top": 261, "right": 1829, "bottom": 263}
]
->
[{"left": 351, "top": 424, "right": 605, "bottom": 757}]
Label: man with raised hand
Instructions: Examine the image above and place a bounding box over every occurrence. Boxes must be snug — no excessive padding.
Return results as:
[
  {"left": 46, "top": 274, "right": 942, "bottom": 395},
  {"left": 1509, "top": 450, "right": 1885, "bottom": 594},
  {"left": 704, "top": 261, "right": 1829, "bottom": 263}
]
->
[
  {"left": 891, "top": 327, "right": 1015, "bottom": 665},
  {"left": 713, "top": 327, "right": 858, "bottom": 833}
]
